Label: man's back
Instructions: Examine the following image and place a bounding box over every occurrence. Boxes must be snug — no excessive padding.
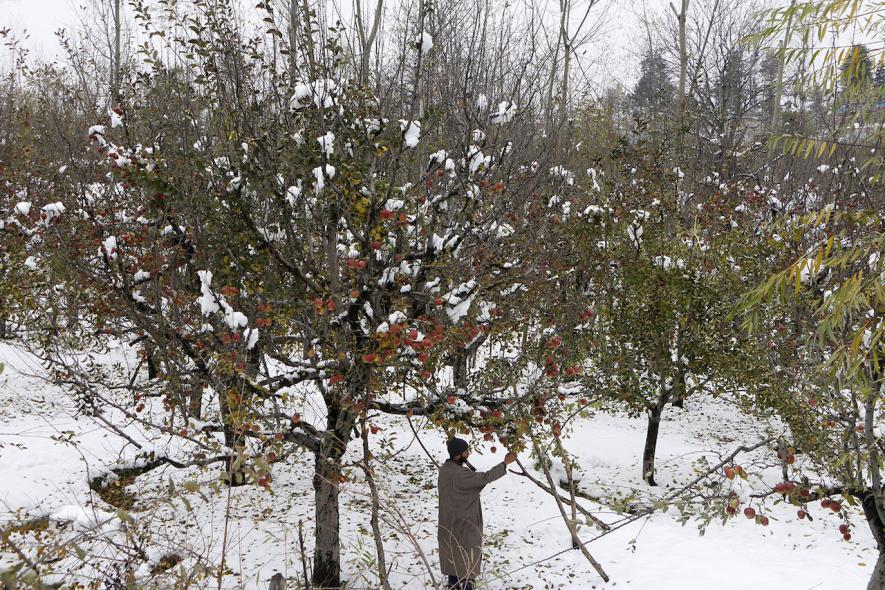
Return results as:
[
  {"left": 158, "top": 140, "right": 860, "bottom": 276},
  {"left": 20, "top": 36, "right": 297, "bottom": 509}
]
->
[{"left": 437, "top": 459, "right": 507, "bottom": 579}]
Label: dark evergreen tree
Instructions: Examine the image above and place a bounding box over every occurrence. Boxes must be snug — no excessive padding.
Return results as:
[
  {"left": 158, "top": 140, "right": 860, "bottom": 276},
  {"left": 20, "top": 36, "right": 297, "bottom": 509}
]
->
[
  {"left": 841, "top": 44, "right": 874, "bottom": 89},
  {"left": 629, "top": 51, "right": 675, "bottom": 113}
]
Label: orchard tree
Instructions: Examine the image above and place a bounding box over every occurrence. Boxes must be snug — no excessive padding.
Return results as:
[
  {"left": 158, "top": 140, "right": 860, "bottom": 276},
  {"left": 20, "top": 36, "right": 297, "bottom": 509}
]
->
[
  {"left": 1, "top": 1, "right": 611, "bottom": 588},
  {"left": 743, "top": 205, "right": 885, "bottom": 589},
  {"left": 561, "top": 137, "right": 771, "bottom": 486}
]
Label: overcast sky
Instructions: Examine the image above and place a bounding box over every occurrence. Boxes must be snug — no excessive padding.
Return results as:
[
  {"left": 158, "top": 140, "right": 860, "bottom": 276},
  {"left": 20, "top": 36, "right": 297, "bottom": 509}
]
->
[
  {"left": 1, "top": 0, "right": 80, "bottom": 60},
  {"left": 0, "top": 0, "right": 695, "bottom": 90}
]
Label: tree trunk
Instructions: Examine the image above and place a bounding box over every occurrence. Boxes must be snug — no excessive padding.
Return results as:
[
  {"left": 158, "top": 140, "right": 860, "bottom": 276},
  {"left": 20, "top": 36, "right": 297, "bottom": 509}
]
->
[
  {"left": 288, "top": 0, "right": 299, "bottom": 81},
  {"left": 218, "top": 381, "right": 247, "bottom": 486},
  {"left": 312, "top": 386, "right": 357, "bottom": 589},
  {"left": 313, "top": 442, "right": 345, "bottom": 588},
  {"left": 0, "top": 293, "right": 6, "bottom": 339},
  {"left": 869, "top": 551, "right": 885, "bottom": 590},
  {"left": 146, "top": 352, "right": 157, "bottom": 379},
  {"left": 861, "top": 490, "right": 885, "bottom": 590},
  {"left": 672, "top": 0, "right": 688, "bottom": 116},
  {"left": 452, "top": 349, "right": 468, "bottom": 389},
  {"left": 558, "top": 0, "right": 571, "bottom": 126},
  {"left": 189, "top": 387, "right": 203, "bottom": 420},
  {"left": 642, "top": 392, "right": 669, "bottom": 486},
  {"left": 671, "top": 367, "right": 686, "bottom": 409},
  {"left": 111, "top": 0, "right": 122, "bottom": 106}
]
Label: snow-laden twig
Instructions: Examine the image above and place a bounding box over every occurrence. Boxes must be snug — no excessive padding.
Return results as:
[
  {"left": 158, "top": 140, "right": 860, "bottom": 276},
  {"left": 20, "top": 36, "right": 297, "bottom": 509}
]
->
[
  {"left": 507, "top": 465, "right": 609, "bottom": 530},
  {"left": 662, "top": 436, "right": 776, "bottom": 502},
  {"left": 527, "top": 439, "right": 610, "bottom": 582}
]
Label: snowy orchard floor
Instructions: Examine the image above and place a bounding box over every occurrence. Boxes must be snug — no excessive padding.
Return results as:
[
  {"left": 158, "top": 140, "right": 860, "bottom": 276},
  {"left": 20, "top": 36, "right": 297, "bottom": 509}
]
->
[{"left": 0, "top": 341, "right": 875, "bottom": 589}]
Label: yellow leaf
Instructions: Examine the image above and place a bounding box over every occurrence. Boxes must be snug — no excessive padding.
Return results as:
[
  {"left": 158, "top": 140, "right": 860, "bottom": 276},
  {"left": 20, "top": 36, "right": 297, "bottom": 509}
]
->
[{"left": 824, "top": 235, "right": 834, "bottom": 258}]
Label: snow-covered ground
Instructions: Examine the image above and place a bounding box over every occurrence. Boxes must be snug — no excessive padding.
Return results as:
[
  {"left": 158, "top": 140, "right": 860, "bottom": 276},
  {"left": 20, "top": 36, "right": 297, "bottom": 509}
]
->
[{"left": 0, "top": 341, "right": 874, "bottom": 589}]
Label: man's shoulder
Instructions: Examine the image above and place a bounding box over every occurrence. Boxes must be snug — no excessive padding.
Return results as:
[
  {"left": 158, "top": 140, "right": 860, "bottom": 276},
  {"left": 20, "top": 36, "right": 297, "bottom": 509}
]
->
[{"left": 439, "top": 459, "right": 463, "bottom": 478}]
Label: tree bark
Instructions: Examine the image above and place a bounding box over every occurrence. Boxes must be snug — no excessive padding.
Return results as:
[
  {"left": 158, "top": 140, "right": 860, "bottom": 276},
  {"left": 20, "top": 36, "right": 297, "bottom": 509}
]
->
[
  {"left": 355, "top": 0, "right": 384, "bottom": 86},
  {"left": 218, "top": 379, "right": 248, "bottom": 486},
  {"left": 452, "top": 349, "right": 468, "bottom": 389},
  {"left": 862, "top": 487, "right": 885, "bottom": 590},
  {"left": 642, "top": 391, "right": 669, "bottom": 486},
  {"left": 869, "top": 550, "right": 885, "bottom": 590},
  {"left": 111, "top": 0, "right": 122, "bottom": 106},
  {"left": 671, "top": 366, "right": 686, "bottom": 409},
  {"left": 672, "top": 0, "right": 689, "bottom": 116},
  {"left": 312, "top": 444, "right": 344, "bottom": 588},
  {"left": 312, "top": 393, "right": 356, "bottom": 588},
  {"left": 288, "top": 0, "right": 299, "bottom": 81}
]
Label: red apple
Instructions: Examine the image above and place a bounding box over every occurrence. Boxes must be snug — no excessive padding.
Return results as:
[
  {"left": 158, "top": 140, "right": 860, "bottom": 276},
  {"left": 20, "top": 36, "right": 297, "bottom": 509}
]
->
[
  {"left": 797, "top": 510, "right": 806, "bottom": 519},
  {"left": 744, "top": 507, "right": 756, "bottom": 519}
]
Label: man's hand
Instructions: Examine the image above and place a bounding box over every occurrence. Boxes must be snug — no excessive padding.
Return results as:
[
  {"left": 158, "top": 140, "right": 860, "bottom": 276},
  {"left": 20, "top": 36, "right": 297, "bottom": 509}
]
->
[{"left": 503, "top": 451, "right": 518, "bottom": 465}]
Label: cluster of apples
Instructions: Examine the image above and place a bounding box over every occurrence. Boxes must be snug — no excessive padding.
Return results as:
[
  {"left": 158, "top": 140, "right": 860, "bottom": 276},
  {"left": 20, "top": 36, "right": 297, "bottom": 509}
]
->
[
  {"left": 723, "top": 463, "right": 853, "bottom": 541},
  {"left": 723, "top": 464, "right": 745, "bottom": 480},
  {"left": 775, "top": 448, "right": 796, "bottom": 464},
  {"left": 724, "top": 495, "right": 770, "bottom": 526}
]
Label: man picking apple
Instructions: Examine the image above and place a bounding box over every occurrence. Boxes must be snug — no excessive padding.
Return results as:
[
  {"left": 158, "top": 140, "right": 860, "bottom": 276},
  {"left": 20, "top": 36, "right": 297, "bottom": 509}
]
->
[{"left": 438, "top": 437, "right": 517, "bottom": 590}]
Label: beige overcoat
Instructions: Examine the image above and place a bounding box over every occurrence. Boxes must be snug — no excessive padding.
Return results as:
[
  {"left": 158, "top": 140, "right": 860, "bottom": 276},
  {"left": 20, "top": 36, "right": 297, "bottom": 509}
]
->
[{"left": 437, "top": 459, "right": 507, "bottom": 579}]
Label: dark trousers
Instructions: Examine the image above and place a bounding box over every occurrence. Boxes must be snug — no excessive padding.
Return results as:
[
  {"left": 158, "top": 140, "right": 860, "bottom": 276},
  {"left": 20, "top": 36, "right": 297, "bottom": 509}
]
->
[{"left": 447, "top": 575, "right": 474, "bottom": 590}]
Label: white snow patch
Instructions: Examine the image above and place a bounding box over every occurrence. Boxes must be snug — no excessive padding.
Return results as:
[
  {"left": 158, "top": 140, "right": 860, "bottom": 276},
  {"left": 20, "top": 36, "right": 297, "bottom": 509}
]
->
[
  {"left": 400, "top": 120, "right": 421, "bottom": 148},
  {"left": 417, "top": 31, "right": 433, "bottom": 53}
]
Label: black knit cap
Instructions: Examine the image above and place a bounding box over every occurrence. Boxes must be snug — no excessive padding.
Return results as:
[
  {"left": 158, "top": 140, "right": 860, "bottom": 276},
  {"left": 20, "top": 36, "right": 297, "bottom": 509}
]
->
[{"left": 446, "top": 437, "right": 469, "bottom": 458}]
